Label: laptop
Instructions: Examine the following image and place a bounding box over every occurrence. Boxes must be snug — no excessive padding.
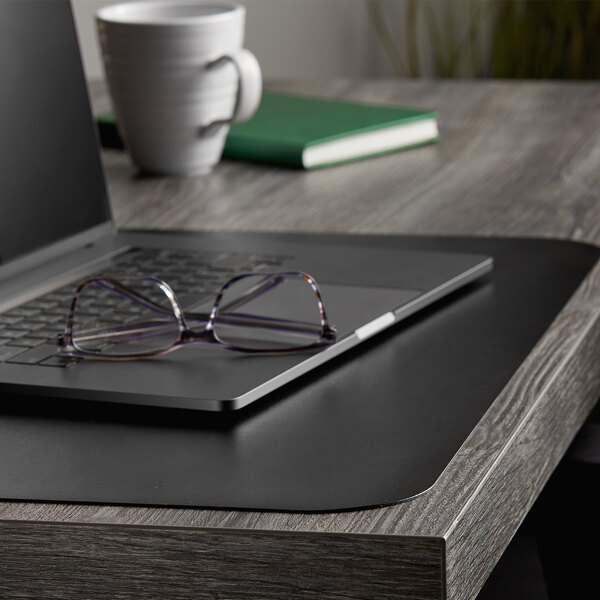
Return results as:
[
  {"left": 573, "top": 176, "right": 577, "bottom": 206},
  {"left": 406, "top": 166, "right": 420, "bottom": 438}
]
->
[{"left": 0, "top": 0, "right": 492, "bottom": 411}]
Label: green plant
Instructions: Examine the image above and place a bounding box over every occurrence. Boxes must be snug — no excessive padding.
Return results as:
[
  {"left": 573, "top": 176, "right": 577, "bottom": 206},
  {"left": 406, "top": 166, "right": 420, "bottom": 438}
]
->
[
  {"left": 491, "top": 0, "right": 600, "bottom": 78},
  {"left": 366, "top": 0, "right": 600, "bottom": 79}
]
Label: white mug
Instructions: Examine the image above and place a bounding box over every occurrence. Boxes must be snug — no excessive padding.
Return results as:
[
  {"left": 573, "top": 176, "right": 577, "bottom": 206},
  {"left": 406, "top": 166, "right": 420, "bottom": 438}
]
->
[{"left": 96, "top": 1, "right": 262, "bottom": 175}]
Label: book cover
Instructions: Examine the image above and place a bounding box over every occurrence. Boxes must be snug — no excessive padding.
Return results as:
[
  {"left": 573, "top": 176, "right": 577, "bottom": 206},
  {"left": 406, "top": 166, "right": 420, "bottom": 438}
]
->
[{"left": 223, "top": 92, "right": 439, "bottom": 169}]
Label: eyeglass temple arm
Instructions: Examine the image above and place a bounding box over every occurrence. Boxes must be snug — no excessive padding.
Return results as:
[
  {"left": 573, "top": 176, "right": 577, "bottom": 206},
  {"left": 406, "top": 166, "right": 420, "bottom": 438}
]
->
[
  {"left": 102, "top": 276, "right": 280, "bottom": 321},
  {"left": 66, "top": 320, "right": 191, "bottom": 344},
  {"left": 213, "top": 274, "right": 284, "bottom": 314},
  {"left": 195, "top": 312, "right": 332, "bottom": 336},
  {"left": 182, "top": 274, "right": 292, "bottom": 327},
  {"left": 100, "top": 279, "right": 178, "bottom": 316}
]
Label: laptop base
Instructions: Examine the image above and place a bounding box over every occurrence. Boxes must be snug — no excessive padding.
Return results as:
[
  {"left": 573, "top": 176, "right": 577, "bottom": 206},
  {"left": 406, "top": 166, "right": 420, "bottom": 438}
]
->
[{"left": 1, "top": 234, "right": 596, "bottom": 511}]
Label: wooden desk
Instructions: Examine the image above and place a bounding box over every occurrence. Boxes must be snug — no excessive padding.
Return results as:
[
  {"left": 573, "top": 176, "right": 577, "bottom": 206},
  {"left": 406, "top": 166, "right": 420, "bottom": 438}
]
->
[{"left": 1, "top": 80, "right": 599, "bottom": 600}]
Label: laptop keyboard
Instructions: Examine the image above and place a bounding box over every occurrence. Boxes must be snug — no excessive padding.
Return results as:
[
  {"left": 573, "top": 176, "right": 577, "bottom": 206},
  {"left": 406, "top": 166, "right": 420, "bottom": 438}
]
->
[{"left": 0, "top": 247, "right": 283, "bottom": 367}]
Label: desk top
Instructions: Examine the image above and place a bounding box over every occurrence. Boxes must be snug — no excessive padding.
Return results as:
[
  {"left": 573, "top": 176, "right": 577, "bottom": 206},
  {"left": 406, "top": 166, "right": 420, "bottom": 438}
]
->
[{"left": 1, "top": 80, "right": 599, "bottom": 600}]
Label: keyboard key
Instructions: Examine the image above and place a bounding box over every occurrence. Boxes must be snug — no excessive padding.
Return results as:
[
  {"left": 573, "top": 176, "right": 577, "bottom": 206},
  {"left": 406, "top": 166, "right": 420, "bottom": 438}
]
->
[
  {"left": 7, "top": 337, "right": 47, "bottom": 348},
  {"left": 24, "top": 299, "right": 60, "bottom": 311},
  {"left": 4, "top": 306, "right": 41, "bottom": 318},
  {"left": 44, "top": 291, "right": 75, "bottom": 303},
  {"left": 214, "top": 253, "right": 252, "bottom": 270},
  {"left": 0, "top": 345, "right": 28, "bottom": 362},
  {"left": 6, "top": 343, "right": 60, "bottom": 365},
  {"left": 28, "top": 328, "right": 63, "bottom": 341},
  {"left": 7, "top": 320, "right": 46, "bottom": 331},
  {"left": 0, "top": 315, "right": 24, "bottom": 326},
  {"left": 0, "top": 329, "right": 30, "bottom": 339},
  {"left": 39, "top": 355, "right": 80, "bottom": 368},
  {"left": 30, "top": 314, "right": 65, "bottom": 325}
]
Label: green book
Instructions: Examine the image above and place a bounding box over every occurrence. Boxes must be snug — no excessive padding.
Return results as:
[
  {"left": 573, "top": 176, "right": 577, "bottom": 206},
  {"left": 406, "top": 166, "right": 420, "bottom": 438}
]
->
[
  {"left": 96, "top": 92, "right": 439, "bottom": 169},
  {"left": 223, "top": 92, "right": 439, "bottom": 169}
]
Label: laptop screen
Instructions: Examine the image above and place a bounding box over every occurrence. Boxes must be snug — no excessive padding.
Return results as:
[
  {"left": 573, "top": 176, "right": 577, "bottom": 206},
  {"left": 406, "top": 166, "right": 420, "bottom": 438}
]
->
[{"left": 0, "top": 0, "right": 110, "bottom": 266}]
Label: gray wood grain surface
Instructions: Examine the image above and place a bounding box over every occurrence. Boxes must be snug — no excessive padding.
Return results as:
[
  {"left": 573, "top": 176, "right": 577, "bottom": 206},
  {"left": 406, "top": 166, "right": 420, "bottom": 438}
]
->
[{"left": 1, "top": 80, "right": 599, "bottom": 600}]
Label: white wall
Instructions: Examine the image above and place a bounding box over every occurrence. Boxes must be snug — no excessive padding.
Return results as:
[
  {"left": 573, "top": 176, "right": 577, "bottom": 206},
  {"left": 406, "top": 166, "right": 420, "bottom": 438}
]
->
[{"left": 71, "top": 0, "right": 386, "bottom": 80}]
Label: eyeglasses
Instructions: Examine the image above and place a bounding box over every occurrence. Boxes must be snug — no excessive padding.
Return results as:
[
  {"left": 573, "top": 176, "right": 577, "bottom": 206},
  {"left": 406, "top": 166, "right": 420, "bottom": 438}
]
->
[{"left": 57, "top": 271, "right": 337, "bottom": 359}]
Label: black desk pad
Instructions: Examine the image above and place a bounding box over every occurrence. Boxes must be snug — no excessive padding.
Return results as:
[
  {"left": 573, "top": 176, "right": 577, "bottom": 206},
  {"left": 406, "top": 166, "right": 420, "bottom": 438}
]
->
[{"left": 1, "top": 235, "right": 598, "bottom": 511}]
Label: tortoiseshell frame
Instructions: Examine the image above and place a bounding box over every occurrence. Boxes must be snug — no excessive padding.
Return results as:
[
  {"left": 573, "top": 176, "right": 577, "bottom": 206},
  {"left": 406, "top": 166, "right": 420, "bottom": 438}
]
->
[{"left": 57, "top": 272, "right": 337, "bottom": 360}]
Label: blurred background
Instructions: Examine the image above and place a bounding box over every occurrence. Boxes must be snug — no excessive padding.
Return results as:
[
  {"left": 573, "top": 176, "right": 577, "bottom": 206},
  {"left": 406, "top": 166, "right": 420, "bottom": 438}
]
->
[{"left": 74, "top": 0, "right": 600, "bottom": 81}]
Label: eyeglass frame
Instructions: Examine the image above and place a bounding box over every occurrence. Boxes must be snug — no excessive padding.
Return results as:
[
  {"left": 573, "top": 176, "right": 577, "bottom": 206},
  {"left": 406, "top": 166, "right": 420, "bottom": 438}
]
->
[{"left": 57, "top": 271, "right": 337, "bottom": 360}]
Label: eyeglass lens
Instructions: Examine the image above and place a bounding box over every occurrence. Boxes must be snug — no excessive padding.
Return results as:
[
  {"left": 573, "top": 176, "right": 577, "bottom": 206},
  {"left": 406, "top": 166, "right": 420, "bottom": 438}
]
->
[
  {"left": 213, "top": 274, "right": 325, "bottom": 351},
  {"left": 71, "top": 279, "right": 180, "bottom": 357}
]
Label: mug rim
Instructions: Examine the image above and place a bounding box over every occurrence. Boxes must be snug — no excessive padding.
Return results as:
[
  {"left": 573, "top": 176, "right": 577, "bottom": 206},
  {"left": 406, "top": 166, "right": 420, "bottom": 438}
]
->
[{"left": 97, "top": 0, "right": 244, "bottom": 27}]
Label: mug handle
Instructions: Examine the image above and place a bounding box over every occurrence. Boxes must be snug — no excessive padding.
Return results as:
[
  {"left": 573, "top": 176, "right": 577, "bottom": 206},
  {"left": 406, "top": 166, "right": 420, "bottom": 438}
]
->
[{"left": 201, "top": 48, "right": 262, "bottom": 137}]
